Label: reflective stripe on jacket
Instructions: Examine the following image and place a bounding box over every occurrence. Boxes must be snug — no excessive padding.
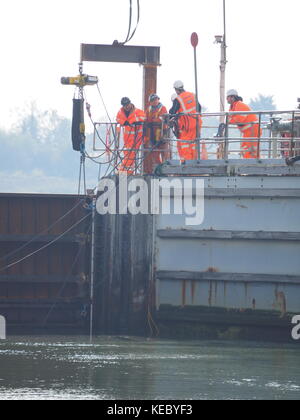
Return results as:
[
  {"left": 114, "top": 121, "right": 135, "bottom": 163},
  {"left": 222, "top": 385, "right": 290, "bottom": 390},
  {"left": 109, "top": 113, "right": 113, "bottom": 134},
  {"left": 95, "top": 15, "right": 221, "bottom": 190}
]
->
[
  {"left": 116, "top": 107, "right": 146, "bottom": 126},
  {"left": 176, "top": 92, "right": 197, "bottom": 114},
  {"left": 229, "top": 101, "right": 258, "bottom": 132},
  {"left": 145, "top": 103, "right": 167, "bottom": 144}
]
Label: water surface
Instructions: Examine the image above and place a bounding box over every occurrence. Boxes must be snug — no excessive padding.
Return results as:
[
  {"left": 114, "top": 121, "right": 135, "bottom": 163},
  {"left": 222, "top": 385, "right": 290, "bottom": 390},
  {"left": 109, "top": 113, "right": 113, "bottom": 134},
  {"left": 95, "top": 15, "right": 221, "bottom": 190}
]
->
[{"left": 0, "top": 336, "right": 299, "bottom": 400}]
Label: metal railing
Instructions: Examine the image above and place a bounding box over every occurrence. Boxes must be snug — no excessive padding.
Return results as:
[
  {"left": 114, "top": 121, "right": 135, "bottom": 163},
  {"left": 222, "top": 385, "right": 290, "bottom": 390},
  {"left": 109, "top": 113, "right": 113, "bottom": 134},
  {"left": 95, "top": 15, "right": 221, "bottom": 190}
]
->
[{"left": 91, "top": 110, "right": 300, "bottom": 175}]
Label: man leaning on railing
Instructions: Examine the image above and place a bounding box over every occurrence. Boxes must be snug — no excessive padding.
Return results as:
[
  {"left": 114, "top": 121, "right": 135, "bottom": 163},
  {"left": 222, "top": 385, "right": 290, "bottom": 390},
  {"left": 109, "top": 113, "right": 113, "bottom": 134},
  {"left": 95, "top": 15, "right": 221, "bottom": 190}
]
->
[
  {"left": 227, "top": 89, "right": 262, "bottom": 159},
  {"left": 116, "top": 97, "right": 146, "bottom": 174}
]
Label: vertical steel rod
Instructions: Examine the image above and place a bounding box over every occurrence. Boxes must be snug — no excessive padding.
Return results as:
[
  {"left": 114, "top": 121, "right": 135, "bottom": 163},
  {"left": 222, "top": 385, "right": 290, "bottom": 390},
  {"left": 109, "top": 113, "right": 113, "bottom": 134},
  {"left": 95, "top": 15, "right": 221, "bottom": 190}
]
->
[
  {"left": 89, "top": 198, "right": 96, "bottom": 344},
  {"left": 257, "top": 113, "right": 262, "bottom": 159},
  {"left": 219, "top": 0, "right": 227, "bottom": 123},
  {"left": 193, "top": 45, "right": 201, "bottom": 160}
]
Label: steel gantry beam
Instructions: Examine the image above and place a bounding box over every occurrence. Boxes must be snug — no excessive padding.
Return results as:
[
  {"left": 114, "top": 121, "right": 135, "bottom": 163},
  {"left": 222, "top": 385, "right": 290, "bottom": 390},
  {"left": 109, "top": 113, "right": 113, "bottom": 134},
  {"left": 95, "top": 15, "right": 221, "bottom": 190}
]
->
[{"left": 80, "top": 43, "right": 161, "bottom": 111}]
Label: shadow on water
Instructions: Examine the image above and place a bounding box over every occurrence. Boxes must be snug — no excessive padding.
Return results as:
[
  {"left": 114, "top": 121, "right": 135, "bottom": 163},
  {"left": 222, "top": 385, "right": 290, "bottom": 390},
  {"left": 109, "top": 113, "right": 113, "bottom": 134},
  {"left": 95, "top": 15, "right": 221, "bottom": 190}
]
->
[{"left": 0, "top": 336, "right": 299, "bottom": 400}]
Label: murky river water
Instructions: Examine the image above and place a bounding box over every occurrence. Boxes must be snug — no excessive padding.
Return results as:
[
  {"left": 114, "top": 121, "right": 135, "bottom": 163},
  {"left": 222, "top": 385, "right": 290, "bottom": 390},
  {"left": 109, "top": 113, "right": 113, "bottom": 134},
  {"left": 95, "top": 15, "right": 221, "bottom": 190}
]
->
[{"left": 0, "top": 336, "right": 299, "bottom": 400}]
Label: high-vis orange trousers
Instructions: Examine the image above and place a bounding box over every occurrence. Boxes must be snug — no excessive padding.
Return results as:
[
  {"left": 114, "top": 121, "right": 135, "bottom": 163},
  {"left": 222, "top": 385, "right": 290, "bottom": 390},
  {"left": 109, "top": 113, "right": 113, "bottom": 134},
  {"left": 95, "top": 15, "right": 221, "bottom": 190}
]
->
[
  {"left": 119, "top": 131, "right": 143, "bottom": 174},
  {"left": 177, "top": 116, "right": 206, "bottom": 161},
  {"left": 177, "top": 140, "right": 208, "bottom": 161},
  {"left": 241, "top": 125, "right": 261, "bottom": 159}
]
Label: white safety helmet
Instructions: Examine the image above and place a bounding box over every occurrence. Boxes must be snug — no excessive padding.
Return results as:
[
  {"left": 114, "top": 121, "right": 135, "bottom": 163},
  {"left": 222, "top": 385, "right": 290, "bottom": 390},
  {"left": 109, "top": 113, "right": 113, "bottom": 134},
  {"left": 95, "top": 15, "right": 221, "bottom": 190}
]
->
[
  {"left": 171, "top": 93, "right": 177, "bottom": 101},
  {"left": 173, "top": 80, "right": 184, "bottom": 89},
  {"left": 227, "top": 89, "right": 239, "bottom": 97}
]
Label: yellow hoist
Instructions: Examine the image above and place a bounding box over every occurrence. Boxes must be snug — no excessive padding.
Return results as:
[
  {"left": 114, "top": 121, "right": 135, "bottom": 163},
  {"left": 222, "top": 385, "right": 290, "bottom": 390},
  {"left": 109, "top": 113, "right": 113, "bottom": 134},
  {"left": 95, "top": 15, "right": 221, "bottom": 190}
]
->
[{"left": 61, "top": 67, "right": 98, "bottom": 152}]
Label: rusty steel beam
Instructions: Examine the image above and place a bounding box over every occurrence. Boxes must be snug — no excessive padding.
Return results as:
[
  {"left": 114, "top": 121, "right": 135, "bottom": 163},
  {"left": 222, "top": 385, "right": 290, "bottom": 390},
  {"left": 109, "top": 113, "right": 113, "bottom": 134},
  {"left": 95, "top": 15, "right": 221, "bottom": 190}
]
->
[
  {"left": 143, "top": 65, "right": 158, "bottom": 111},
  {"left": 156, "top": 270, "right": 300, "bottom": 285},
  {"left": 80, "top": 43, "right": 160, "bottom": 111},
  {"left": 157, "top": 229, "right": 300, "bottom": 241}
]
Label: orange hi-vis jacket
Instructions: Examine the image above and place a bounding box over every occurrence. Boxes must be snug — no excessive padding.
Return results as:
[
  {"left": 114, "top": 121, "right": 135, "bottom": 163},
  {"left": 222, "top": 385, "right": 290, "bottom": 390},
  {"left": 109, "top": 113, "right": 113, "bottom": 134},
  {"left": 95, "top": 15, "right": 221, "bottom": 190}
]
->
[
  {"left": 229, "top": 101, "right": 261, "bottom": 158},
  {"left": 143, "top": 103, "right": 169, "bottom": 174},
  {"left": 145, "top": 103, "right": 168, "bottom": 143},
  {"left": 117, "top": 107, "right": 145, "bottom": 126},
  {"left": 176, "top": 91, "right": 202, "bottom": 141},
  {"left": 175, "top": 91, "right": 204, "bottom": 160},
  {"left": 116, "top": 106, "right": 146, "bottom": 173}
]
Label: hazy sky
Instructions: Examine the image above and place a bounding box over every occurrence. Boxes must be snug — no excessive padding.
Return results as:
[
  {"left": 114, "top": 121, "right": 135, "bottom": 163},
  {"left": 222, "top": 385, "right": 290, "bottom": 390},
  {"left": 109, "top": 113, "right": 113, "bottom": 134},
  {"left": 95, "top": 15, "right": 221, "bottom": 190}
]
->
[{"left": 1, "top": 0, "right": 300, "bottom": 131}]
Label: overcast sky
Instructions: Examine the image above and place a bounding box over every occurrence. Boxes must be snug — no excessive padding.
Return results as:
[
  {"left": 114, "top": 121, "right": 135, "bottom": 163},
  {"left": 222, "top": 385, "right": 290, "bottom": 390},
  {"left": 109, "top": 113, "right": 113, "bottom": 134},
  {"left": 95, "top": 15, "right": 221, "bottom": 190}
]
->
[{"left": 1, "top": 0, "right": 300, "bottom": 131}]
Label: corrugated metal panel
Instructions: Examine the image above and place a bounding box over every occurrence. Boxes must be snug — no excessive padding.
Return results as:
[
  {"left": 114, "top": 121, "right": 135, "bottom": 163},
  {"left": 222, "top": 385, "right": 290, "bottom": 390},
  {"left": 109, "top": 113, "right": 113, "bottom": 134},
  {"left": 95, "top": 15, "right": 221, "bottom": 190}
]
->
[{"left": 0, "top": 193, "right": 91, "bottom": 333}]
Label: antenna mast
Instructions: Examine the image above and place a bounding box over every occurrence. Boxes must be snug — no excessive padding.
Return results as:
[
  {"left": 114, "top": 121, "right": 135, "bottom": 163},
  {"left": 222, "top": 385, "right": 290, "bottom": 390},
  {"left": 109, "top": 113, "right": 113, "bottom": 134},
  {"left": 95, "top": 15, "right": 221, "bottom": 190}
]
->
[{"left": 215, "top": 0, "right": 227, "bottom": 122}]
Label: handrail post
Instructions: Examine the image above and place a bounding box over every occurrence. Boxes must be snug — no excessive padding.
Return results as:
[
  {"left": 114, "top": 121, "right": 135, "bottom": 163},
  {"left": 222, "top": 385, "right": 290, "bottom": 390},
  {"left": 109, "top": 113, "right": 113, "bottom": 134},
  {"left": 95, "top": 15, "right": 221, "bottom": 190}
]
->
[
  {"left": 224, "top": 114, "right": 229, "bottom": 160},
  {"left": 257, "top": 112, "right": 262, "bottom": 159},
  {"left": 115, "top": 125, "right": 120, "bottom": 175},
  {"left": 290, "top": 111, "right": 295, "bottom": 157},
  {"left": 196, "top": 113, "right": 201, "bottom": 161}
]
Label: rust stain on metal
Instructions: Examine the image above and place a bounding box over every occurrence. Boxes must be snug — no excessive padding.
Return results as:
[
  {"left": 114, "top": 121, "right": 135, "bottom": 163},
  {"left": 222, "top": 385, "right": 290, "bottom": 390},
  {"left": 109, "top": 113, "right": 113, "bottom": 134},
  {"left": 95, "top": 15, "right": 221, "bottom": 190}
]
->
[
  {"left": 181, "top": 280, "right": 187, "bottom": 308},
  {"left": 275, "top": 290, "right": 287, "bottom": 318},
  {"left": 191, "top": 281, "right": 196, "bottom": 304},
  {"left": 208, "top": 281, "right": 213, "bottom": 307},
  {"left": 214, "top": 282, "right": 218, "bottom": 304},
  {"left": 206, "top": 267, "right": 219, "bottom": 273}
]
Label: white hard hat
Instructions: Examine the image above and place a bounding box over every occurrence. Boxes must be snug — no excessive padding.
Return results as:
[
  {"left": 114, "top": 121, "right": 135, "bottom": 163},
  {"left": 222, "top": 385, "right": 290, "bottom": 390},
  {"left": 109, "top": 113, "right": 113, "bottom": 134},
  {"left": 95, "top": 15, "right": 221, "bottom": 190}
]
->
[
  {"left": 173, "top": 80, "right": 184, "bottom": 89},
  {"left": 227, "top": 89, "right": 238, "bottom": 97},
  {"left": 171, "top": 94, "right": 177, "bottom": 101}
]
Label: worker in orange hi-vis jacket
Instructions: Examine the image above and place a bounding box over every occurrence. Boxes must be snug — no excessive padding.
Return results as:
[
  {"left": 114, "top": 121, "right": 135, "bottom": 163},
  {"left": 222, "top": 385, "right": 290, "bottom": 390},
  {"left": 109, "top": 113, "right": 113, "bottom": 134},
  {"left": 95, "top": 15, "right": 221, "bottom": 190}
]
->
[
  {"left": 169, "top": 80, "right": 206, "bottom": 161},
  {"left": 227, "top": 89, "right": 262, "bottom": 159},
  {"left": 144, "top": 94, "right": 171, "bottom": 174},
  {"left": 116, "top": 97, "right": 146, "bottom": 174}
]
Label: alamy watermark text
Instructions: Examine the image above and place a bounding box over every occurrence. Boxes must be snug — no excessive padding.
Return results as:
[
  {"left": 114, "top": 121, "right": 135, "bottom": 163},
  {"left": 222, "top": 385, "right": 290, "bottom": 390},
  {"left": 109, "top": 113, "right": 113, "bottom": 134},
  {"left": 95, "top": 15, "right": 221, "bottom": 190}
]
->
[{"left": 96, "top": 175, "right": 205, "bottom": 226}]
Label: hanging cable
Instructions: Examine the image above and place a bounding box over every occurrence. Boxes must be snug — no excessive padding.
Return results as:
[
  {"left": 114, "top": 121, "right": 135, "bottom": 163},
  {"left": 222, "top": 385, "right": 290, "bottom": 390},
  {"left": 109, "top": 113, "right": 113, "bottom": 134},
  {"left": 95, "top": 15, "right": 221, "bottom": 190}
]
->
[
  {"left": 78, "top": 154, "right": 83, "bottom": 195},
  {"left": 96, "top": 84, "right": 114, "bottom": 126},
  {"left": 119, "top": 0, "right": 140, "bottom": 45},
  {"left": 126, "top": 0, "right": 140, "bottom": 44},
  {"left": 0, "top": 212, "right": 92, "bottom": 273},
  {"left": 0, "top": 199, "right": 85, "bottom": 264},
  {"left": 83, "top": 152, "right": 87, "bottom": 194},
  {"left": 78, "top": 142, "right": 87, "bottom": 196},
  {"left": 122, "top": 0, "right": 133, "bottom": 44},
  {"left": 84, "top": 88, "right": 117, "bottom": 158},
  {"left": 42, "top": 219, "right": 93, "bottom": 327},
  {"left": 82, "top": 70, "right": 166, "bottom": 181},
  {"left": 83, "top": 87, "right": 126, "bottom": 171}
]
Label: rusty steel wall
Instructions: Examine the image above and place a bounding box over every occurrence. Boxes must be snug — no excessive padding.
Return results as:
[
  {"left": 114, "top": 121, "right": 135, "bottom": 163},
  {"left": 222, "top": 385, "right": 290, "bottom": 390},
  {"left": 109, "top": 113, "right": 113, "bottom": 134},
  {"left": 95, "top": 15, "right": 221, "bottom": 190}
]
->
[
  {"left": 0, "top": 193, "right": 91, "bottom": 334},
  {"left": 154, "top": 175, "right": 300, "bottom": 341},
  {"left": 94, "top": 211, "right": 153, "bottom": 336}
]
